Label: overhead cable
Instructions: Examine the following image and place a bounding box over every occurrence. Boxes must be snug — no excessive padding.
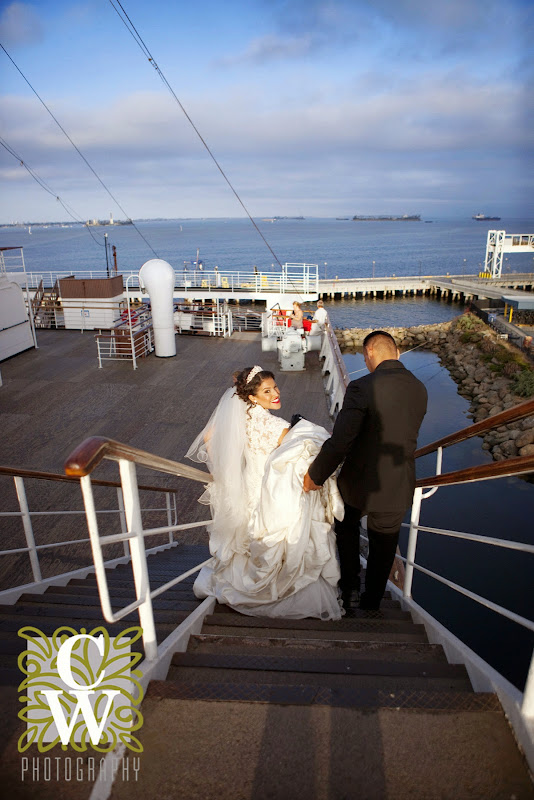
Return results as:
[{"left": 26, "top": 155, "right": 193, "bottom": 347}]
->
[
  {"left": 0, "top": 41, "right": 159, "bottom": 259},
  {"left": 108, "top": 0, "right": 286, "bottom": 273},
  {"left": 0, "top": 136, "right": 108, "bottom": 248}
]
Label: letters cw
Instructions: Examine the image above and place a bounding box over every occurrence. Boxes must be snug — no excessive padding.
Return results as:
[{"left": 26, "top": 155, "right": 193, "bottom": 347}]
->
[{"left": 41, "top": 633, "right": 120, "bottom": 746}]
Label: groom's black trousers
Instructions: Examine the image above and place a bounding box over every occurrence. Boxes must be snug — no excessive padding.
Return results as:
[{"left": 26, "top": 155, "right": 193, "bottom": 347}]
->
[{"left": 335, "top": 503, "right": 405, "bottom": 606}]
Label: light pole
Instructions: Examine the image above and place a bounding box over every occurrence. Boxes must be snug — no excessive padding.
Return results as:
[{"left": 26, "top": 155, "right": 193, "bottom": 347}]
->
[
  {"left": 324, "top": 262, "right": 327, "bottom": 279},
  {"left": 104, "top": 232, "right": 110, "bottom": 278},
  {"left": 372, "top": 261, "right": 375, "bottom": 279}
]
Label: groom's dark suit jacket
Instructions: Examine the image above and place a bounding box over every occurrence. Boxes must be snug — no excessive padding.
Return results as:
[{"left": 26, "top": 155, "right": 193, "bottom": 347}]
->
[{"left": 309, "top": 360, "right": 427, "bottom": 512}]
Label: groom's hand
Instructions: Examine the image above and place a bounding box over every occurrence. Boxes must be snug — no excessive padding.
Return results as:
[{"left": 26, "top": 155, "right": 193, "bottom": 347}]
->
[{"left": 303, "top": 471, "right": 321, "bottom": 492}]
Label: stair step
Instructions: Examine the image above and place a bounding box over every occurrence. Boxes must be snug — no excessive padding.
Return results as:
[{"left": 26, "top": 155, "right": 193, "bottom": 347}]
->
[
  {"left": 43, "top": 583, "right": 197, "bottom": 598},
  {"left": 146, "top": 545, "right": 211, "bottom": 559},
  {"left": 115, "top": 553, "right": 210, "bottom": 570},
  {"left": 95, "top": 563, "right": 204, "bottom": 576},
  {"left": 0, "top": 601, "right": 198, "bottom": 622},
  {"left": 212, "top": 597, "right": 403, "bottom": 614},
  {"left": 167, "top": 664, "right": 472, "bottom": 691},
  {"left": 188, "top": 634, "right": 448, "bottom": 662},
  {"left": 171, "top": 651, "right": 467, "bottom": 680},
  {"left": 0, "top": 667, "right": 21, "bottom": 686},
  {"left": 0, "top": 615, "right": 180, "bottom": 638},
  {"left": 18, "top": 592, "right": 197, "bottom": 611},
  {"left": 150, "top": 679, "right": 485, "bottom": 707},
  {"left": 67, "top": 575, "right": 197, "bottom": 589},
  {"left": 202, "top": 613, "right": 423, "bottom": 635},
  {"left": 0, "top": 605, "right": 191, "bottom": 631},
  {"left": 201, "top": 623, "right": 427, "bottom": 643}
]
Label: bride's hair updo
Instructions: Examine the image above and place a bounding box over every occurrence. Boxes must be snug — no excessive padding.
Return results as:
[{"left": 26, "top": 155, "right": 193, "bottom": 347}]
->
[{"left": 234, "top": 366, "right": 275, "bottom": 409}]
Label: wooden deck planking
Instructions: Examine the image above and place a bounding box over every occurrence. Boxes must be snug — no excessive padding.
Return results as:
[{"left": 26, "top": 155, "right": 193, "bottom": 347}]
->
[{"left": 0, "top": 329, "right": 332, "bottom": 589}]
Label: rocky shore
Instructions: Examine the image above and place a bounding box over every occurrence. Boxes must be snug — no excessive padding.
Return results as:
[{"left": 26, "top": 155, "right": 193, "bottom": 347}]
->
[{"left": 335, "top": 315, "right": 534, "bottom": 466}]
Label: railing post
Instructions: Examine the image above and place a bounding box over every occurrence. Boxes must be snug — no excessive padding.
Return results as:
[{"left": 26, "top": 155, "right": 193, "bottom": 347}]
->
[
  {"left": 522, "top": 649, "right": 534, "bottom": 718},
  {"left": 166, "top": 493, "right": 173, "bottom": 544},
  {"left": 403, "top": 486, "right": 423, "bottom": 599},
  {"left": 119, "top": 459, "right": 158, "bottom": 661},
  {"left": 116, "top": 487, "right": 130, "bottom": 557},
  {"left": 14, "top": 476, "right": 42, "bottom": 583}
]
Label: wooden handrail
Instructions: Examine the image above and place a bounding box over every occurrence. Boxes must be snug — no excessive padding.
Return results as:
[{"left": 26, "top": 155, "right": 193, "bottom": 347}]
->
[
  {"left": 416, "top": 453, "right": 534, "bottom": 489},
  {"left": 0, "top": 464, "right": 176, "bottom": 494},
  {"left": 415, "top": 398, "right": 534, "bottom": 458},
  {"left": 64, "top": 436, "right": 212, "bottom": 484}
]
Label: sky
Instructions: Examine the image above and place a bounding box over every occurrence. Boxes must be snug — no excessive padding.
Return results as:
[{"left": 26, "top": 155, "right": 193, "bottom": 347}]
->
[{"left": 0, "top": 0, "right": 532, "bottom": 222}]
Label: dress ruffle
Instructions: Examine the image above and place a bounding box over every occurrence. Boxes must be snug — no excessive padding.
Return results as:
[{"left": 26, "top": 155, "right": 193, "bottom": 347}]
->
[{"left": 194, "top": 419, "right": 344, "bottom": 620}]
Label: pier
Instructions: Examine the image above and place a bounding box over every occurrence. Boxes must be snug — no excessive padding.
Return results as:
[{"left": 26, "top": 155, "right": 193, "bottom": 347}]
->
[{"left": 318, "top": 273, "right": 534, "bottom": 305}]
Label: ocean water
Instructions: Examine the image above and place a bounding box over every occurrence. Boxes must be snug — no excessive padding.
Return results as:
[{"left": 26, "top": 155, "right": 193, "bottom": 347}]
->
[
  {"left": 3, "top": 215, "right": 532, "bottom": 330},
  {"left": 2, "top": 216, "right": 533, "bottom": 688},
  {"left": 2, "top": 215, "right": 534, "bottom": 280}
]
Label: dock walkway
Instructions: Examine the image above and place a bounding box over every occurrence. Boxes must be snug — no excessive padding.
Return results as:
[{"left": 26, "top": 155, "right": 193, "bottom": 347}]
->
[{"left": 318, "top": 272, "right": 534, "bottom": 302}]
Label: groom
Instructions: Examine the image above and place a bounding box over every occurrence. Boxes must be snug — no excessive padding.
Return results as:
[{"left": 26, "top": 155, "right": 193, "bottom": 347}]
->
[{"left": 303, "top": 330, "right": 427, "bottom": 610}]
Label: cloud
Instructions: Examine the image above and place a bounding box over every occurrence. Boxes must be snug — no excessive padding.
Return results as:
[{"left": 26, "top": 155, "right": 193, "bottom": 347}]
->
[
  {"left": 0, "top": 70, "right": 528, "bottom": 174},
  {"left": 0, "top": 2, "right": 43, "bottom": 46},
  {"left": 217, "top": 32, "right": 315, "bottom": 65}
]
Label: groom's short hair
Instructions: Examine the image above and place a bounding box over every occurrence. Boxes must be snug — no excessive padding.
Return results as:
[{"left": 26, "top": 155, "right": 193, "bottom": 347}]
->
[{"left": 363, "top": 330, "right": 398, "bottom": 355}]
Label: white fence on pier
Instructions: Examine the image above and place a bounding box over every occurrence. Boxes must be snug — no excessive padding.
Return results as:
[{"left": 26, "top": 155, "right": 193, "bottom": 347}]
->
[{"left": 6, "top": 263, "right": 319, "bottom": 296}]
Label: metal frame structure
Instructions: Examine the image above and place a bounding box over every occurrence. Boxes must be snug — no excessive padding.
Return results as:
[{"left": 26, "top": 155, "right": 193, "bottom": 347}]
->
[
  {"left": 0, "top": 465, "right": 178, "bottom": 603},
  {"left": 12, "top": 263, "right": 320, "bottom": 297},
  {"left": 484, "top": 230, "right": 534, "bottom": 278}
]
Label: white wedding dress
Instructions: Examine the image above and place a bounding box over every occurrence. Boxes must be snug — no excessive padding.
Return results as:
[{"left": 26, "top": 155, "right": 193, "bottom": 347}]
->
[{"left": 187, "top": 389, "right": 343, "bottom": 620}]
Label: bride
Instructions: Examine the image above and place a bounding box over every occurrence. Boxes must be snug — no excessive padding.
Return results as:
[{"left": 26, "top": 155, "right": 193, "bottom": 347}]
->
[{"left": 186, "top": 365, "right": 344, "bottom": 620}]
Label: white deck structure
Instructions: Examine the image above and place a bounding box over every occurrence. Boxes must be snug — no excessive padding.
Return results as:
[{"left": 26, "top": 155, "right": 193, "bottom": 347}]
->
[{"left": 484, "top": 230, "right": 534, "bottom": 278}]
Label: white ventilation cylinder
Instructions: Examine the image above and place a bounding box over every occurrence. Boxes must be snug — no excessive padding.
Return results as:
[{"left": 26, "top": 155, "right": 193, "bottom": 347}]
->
[{"left": 139, "top": 259, "right": 176, "bottom": 358}]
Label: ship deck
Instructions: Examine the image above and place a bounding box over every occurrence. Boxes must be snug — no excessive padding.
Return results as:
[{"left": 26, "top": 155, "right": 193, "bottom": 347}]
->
[{"left": 0, "top": 329, "right": 332, "bottom": 589}]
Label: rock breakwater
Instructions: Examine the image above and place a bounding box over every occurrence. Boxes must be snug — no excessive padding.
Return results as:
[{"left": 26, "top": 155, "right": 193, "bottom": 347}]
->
[{"left": 335, "top": 315, "right": 534, "bottom": 468}]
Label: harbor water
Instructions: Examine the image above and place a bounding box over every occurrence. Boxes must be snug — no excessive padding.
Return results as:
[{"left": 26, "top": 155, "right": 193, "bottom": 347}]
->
[{"left": 1, "top": 217, "right": 533, "bottom": 689}]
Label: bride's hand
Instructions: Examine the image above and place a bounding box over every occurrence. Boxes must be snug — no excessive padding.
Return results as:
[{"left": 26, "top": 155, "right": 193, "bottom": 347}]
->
[{"left": 303, "top": 471, "right": 321, "bottom": 492}]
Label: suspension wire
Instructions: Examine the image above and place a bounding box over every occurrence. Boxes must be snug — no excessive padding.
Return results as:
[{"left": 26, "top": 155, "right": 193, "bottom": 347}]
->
[
  {"left": 108, "top": 0, "right": 290, "bottom": 279},
  {"left": 347, "top": 341, "right": 427, "bottom": 376},
  {"left": 344, "top": 340, "right": 450, "bottom": 385},
  {"left": 0, "top": 136, "right": 108, "bottom": 248},
  {"left": 0, "top": 41, "right": 159, "bottom": 259}
]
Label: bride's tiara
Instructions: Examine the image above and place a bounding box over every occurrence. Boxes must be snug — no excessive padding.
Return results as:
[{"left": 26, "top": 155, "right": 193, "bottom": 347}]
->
[{"left": 246, "top": 365, "right": 263, "bottom": 384}]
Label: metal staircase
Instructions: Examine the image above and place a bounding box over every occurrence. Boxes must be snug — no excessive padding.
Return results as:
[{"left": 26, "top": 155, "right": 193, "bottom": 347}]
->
[
  {"left": 31, "top": 279, "right": 62, "bottom": 328},
  {"left": 1, "top": 544, "right": 532, "bottom": 798}
]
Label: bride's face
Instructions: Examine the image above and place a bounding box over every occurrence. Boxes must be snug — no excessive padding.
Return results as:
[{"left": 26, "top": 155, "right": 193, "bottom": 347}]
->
[{"left": 250, "top": 377, "right": 281, "bottom": 410}]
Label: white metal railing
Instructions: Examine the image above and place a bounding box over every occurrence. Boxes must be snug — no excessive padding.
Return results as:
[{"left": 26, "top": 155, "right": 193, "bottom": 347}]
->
[
  {"left": 319, "top": 316, "right": 349, "bottom": 416},
  {"left": 7, "top": 263, "right": 320, "bottom": 295},
  {"left": 319, "top": 326, "right": 534, "bottom": 721},
  {"left": 0, "top": 468, "right": 178, "bottom": 596},
  {"left": 173, "top": 302, "right": 232, "bottom": 337},
  {"left": 397, "top": 398, "right": 534, "bottom": 726},
  {"left": 230, "top": 309, "right": 263, "bottom": 332},
  {"left": 63, "top": 437, "right": 213, "bottom": 661},
  {"left": 95, "top": 302, "right": 154, "bottom": 369},
  {"left": 400, "top": 465, "right": 534, "bottom": 718}
]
